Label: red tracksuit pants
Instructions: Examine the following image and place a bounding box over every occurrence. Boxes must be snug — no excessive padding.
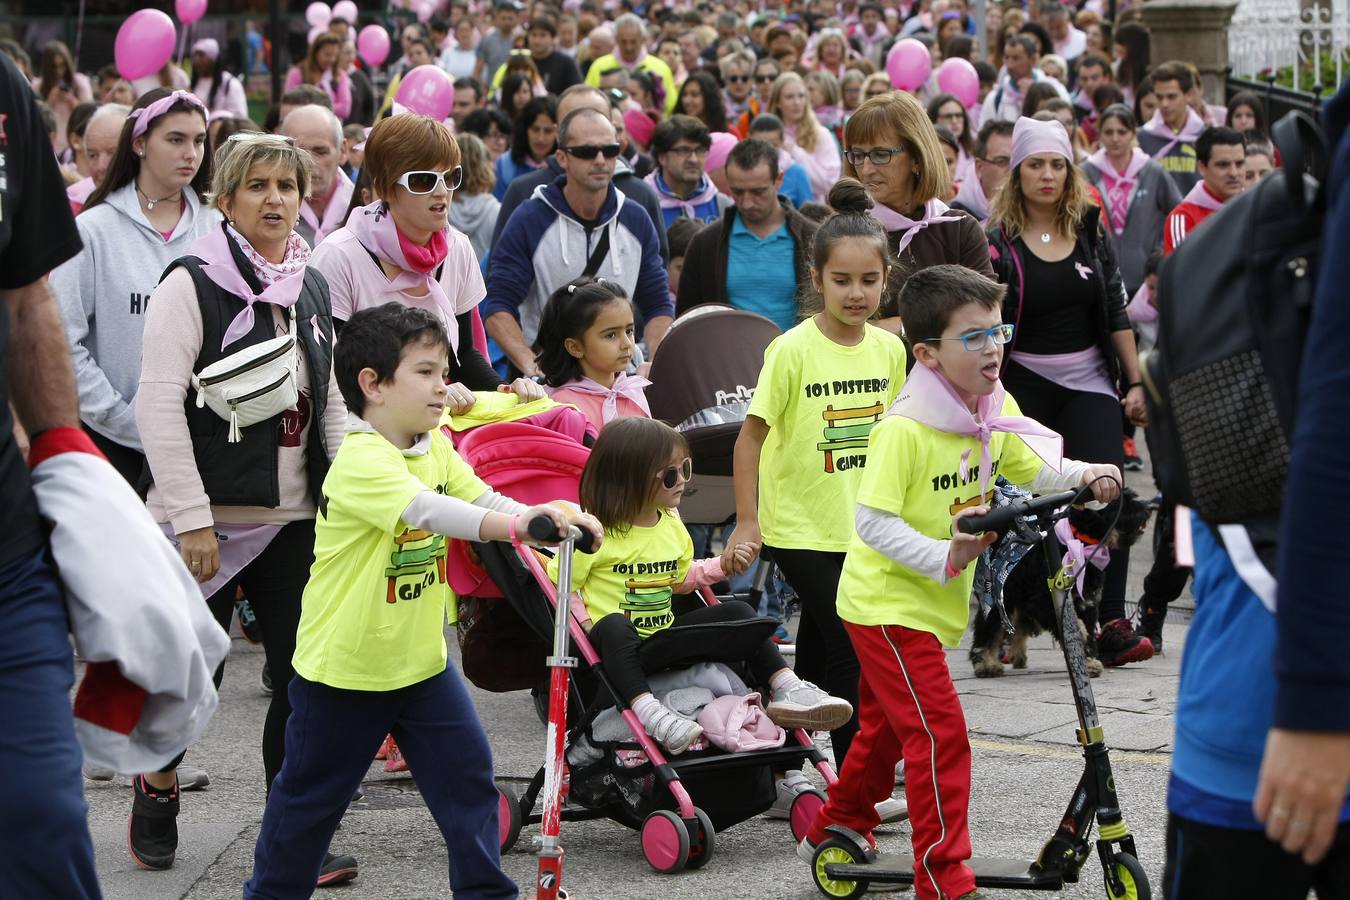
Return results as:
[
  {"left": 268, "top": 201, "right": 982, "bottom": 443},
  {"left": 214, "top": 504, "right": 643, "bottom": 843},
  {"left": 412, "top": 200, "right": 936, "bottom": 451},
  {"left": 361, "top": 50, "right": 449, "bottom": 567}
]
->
[{"left": 807, "top": 622, "right": 976, "bottom": 900}]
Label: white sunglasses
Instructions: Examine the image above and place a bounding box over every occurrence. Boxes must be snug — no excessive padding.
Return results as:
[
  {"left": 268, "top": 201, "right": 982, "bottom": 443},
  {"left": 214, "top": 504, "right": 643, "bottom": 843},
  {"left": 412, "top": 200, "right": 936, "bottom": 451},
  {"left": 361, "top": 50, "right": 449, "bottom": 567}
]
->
[{"left": 396, "top": 167, "right": 464, "bottom": 194}]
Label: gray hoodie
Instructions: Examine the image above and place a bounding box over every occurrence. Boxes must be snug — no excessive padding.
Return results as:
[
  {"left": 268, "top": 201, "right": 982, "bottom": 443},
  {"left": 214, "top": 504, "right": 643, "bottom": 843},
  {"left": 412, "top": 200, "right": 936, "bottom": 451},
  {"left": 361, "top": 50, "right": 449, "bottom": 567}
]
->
[
  {"left": 448, "top": 191, "right": 500, "bottom": 262},
  {"left": 50, "top": 183, "right": 221, "bottom": 451},
  {"left": 1080, "top": 158, "right": 1182, "bottom": 294}
]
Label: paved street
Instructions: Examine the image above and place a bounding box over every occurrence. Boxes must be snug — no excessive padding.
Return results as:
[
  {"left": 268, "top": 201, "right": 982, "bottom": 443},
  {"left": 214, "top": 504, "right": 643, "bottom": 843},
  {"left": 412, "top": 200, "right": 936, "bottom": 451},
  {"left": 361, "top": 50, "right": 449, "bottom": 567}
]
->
[{"left": 86, "top": 465, "right": 1194, "bottom": 899}]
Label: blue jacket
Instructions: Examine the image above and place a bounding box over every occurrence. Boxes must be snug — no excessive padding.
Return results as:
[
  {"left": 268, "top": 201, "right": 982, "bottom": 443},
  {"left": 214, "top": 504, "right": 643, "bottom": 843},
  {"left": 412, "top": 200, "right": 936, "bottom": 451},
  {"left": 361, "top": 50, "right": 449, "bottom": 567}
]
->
[{"left": 780, "top": 163, "right": 814, "bottom": 209}]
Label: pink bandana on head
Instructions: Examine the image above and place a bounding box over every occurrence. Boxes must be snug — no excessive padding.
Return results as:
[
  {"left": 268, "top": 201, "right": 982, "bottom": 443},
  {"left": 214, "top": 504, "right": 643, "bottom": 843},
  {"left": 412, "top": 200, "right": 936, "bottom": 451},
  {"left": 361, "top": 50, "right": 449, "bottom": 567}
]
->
[
  {"left": 1009, "top": 116, "right": 1073, "bottom": 170},
  {"left": 129, "top": 90, "right": 207, "bottom": 140},
  {"left": 869, "top": 198, "right": 964, "bottom": 255},
  {"left": 188, "top": 224, "right": 311, "bottom": 349},
  {"left": 346, "top": 200, "right": 456, "bottom": 321},
  {"left": 554, "top": 372, "right": 652, "bottom": 423},
  {"left": 1087, "top": 147, "right": 1149, "bottom": 237},
  {"left": 887, "top": 363, "right": 1064, "bottom": 499}
]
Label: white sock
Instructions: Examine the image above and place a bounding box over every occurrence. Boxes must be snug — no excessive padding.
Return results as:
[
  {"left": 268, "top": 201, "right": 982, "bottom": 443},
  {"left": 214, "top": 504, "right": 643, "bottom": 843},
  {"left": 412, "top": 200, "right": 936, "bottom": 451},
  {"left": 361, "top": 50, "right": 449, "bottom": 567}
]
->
[
  {"left": 632, "top": 693, "right": 661, "bottom": 728},
  {"left": 770, "top": 669, "right": 802, "bottom": 697}
]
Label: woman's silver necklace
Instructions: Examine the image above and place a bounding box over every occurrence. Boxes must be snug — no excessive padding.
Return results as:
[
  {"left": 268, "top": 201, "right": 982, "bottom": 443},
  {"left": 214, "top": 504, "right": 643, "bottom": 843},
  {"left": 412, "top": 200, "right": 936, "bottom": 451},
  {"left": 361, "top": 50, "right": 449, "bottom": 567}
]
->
[
  {"left": 1039, "top": 231, "right": 1052, "bottom": 244},
  {"left": 137, "top": 184, "right": 179, "bottom": 211}
]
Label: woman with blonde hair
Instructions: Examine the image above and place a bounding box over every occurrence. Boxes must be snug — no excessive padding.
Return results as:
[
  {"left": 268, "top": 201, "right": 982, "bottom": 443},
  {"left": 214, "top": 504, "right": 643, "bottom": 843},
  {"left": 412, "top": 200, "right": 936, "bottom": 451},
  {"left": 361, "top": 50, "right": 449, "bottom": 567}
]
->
[
  {"left": 986, "top": 116, "right": 1150, "bottom": 669},
  {"left": 283, "top": 32, "right": 352, "bottom": 120},
  {"left": 840, "top": 91, "right": 991, "bottom": 333},
  {"left": 448, "top": 132, "right": 500, "bottom": 260},
  {"left": 769, "top": 71, "right": 841, "bottom": 203}
]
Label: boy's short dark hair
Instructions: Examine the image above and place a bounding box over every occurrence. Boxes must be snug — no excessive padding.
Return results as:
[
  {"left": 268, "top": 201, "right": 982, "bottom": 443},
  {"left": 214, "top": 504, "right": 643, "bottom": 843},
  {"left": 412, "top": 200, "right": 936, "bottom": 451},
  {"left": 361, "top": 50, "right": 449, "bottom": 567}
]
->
[
  {"left": 726, "top": 137, "right": 779, "bottom": 181},
  {"left": 1196, "top": 125, "right": 1245, "bottom": 164},
  {"left": 1150, "top": 60, "right": 1195, "bottom": 93},
  {"left": 974, "top": 118, "right": 1015, "bottom": 158},
  {"left": 898, "top": 265, "right": 1007, "bottom": 344},
  {"left": 335, "top": 304, "right": 451, "bottom": 418},
  {"left": 748, "top": 112, "right": 785, "bottom": 136},
  {"left": 666, "top": 218, "right": 702, "bottom": 258},
  {"left": 650, "top": 114, "right": 712, "bottom": 157}
]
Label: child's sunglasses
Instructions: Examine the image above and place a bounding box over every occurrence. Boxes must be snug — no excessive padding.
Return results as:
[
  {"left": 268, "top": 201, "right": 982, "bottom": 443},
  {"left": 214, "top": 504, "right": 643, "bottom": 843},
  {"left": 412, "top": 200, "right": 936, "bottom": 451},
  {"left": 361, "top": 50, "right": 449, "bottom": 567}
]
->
[
  {"left": 656, "top": 458, "right": 693, "bottom": 489},
  {"left": 396, "top": 167, "right": 464, "bottom": 194}
]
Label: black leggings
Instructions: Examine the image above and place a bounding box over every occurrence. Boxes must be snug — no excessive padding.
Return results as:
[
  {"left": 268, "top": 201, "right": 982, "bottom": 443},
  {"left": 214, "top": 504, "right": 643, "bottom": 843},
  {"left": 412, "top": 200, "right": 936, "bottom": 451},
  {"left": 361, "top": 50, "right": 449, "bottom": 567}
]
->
[
  {"left": 1165, "top": 813, "right": 1350, "bottom": 899},
  {"left": 588, "top": 600, "right": 786, "bottom": 704},
  {"left": 200, "top": 520, "right": 316, "bottom": 790},
  {"left": 1003, "top": 362, "right": 1130, "bottom": 621},
  {"left": 765, "top": 547, "right": 859, "bottom": 768}
]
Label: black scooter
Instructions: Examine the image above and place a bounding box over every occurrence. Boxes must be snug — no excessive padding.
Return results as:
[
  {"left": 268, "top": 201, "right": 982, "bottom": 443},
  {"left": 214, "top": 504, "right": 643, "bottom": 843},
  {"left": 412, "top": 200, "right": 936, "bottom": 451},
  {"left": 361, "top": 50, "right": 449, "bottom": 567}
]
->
[{"left": 807, "top": 489, "right": 1151, "bottom": 900}]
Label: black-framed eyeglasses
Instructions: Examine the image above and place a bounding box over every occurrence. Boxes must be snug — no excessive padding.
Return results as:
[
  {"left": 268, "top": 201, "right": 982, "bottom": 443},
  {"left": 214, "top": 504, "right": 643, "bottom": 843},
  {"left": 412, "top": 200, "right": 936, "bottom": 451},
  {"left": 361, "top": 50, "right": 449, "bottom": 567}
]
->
[
  {"left": 979, "top": 155, "right": 1011, "bottom": 168},
  {"left": 562, "top": 143, "right": 622, "bottom": 160},
  {"left": 656, "top": 457, "right": 693, "bottom": 489},
  {"left": 843, "top": 146, "right": 908, "bottom": 167},
  {"left": 665, "top": 145, "right": 709, "bottom": 158},
  {"left": 755, "top": 72, "right": 779, "bottom": 83},
  {"left": 922, "top": 323, "right": 1015, "bottom": 352},
  {"left": 397, "top": 167, "right": 464, "bottom": 193}
]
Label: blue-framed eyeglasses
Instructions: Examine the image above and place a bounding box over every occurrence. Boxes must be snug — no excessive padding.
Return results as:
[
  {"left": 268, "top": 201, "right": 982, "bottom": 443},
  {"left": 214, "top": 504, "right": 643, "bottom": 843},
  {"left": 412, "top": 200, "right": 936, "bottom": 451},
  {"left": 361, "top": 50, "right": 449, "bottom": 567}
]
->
[{"left": 921, "top": 323, "right": 1015, "bottom": 352}]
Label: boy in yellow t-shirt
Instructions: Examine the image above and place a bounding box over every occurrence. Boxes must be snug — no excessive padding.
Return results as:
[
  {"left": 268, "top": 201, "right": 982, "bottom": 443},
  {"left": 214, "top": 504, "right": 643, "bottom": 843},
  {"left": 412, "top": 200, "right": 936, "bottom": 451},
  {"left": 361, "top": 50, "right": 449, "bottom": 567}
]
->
[
  {"left": 799, "top": 266, "right": 1121, "bottom": 900},
  {"left": 246, "top": 304, "right": 599, "bottom": 899}
]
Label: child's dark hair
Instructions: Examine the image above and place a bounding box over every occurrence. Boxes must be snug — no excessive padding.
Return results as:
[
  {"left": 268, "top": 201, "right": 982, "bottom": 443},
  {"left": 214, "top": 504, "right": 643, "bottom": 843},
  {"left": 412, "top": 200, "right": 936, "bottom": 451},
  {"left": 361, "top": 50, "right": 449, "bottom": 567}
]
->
[
  {"left": 579, "top": 417, "right": 689, "bottom": 535},
  {"left": 666, "top": 218, "right": 701, "bottom": 260},
  {"left": 534, "top": 277, "right": 632, "bottom": 388},
  {"left": 334, "top": 303, "right": 450, "bottom": 417},
  {"left": 1144, "top": 249, "right": 1164, "bottom": 279},
  {"left": 812, "top": 178, "right": 891, "bottom": 272},
  {"left": 897, "top": 264, "right": 1006, "bottom": 344}
]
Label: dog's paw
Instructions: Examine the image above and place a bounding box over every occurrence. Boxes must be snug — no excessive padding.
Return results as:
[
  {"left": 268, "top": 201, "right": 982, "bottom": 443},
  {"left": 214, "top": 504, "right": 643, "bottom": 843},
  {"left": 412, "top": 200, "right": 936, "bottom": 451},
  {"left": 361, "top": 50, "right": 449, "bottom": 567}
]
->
[
  {"left": 1086, "top": 657, "right": 1104, "bottom": 678},
  {"left": 1010, "top": 651, "right": 1028, "bottom": 669},
  {"left": 972, "top": 657, "right": 1005, "bottom": 678}
]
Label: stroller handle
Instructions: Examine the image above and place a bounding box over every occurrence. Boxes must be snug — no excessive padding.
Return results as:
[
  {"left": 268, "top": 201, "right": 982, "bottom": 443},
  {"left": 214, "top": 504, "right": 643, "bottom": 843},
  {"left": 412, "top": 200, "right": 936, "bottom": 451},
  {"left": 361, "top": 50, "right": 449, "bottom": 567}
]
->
[
  {"left": 527, "top": 514, "right": 598, "bottom": 553},
  {"left": 955, "top": 490, "right": 1080, "bottom": 535}
]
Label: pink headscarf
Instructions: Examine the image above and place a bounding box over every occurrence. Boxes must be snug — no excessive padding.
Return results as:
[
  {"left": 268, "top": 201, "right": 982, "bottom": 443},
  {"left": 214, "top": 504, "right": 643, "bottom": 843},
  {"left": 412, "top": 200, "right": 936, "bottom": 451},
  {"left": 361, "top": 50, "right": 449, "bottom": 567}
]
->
[
  {"left": 128, "top": 90, "right": 207, "bottom": 140},
  {"left": 1009, "top": 116, "right": 1073, "bottom": 169}
]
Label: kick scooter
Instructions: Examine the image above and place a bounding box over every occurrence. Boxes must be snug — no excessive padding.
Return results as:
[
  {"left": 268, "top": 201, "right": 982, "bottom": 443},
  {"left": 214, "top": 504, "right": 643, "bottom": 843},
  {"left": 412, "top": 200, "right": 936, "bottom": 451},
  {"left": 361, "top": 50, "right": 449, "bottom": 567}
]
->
[{"left": 808, "top": 489, "right": 1150, "bottom": 899}]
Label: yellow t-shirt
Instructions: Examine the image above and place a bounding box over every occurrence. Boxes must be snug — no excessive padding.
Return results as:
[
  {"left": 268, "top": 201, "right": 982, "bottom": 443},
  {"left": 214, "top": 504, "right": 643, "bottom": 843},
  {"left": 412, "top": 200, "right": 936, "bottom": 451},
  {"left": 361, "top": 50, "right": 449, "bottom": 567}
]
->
[
  {"left": 293, "top": 429, "right": 490, "bottom": 691},
  {"left": 747, "top": 318, "right": 907, "bottom": 551},
  {"left": 836, "top": 393, "right": 1047, "bottom": 647},
  {"left": 549, "top": 509, "right": 692, "bottom": 639}
]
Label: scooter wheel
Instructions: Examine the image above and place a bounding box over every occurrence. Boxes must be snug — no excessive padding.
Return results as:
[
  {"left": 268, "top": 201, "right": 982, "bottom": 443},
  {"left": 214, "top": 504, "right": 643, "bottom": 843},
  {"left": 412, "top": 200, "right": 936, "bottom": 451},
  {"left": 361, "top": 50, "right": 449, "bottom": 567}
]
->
[
  {"left": 686, "top": 807, "right": 716, "bottom": 870},
  {"left": 790, "top": 787, "right": 828, "bottom": 843},
  {"left": 497, "top": 783, "right": 523, "bottom": 853},
  {"left": 641, "top": 809, "right": 691, "bottom": 873},
  {"left": 1105, "top": 851, "right": 1150, "bottom": 900},
  {"left": 811, "top": 837, "right": 869, "bottom": 899}
]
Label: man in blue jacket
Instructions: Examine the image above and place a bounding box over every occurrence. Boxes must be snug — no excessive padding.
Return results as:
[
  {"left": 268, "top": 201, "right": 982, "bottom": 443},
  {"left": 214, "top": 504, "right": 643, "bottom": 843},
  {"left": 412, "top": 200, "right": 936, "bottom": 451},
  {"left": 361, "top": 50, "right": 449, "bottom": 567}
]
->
[{"left": 1164, "top": 79, "right": 1350, "bottom": 897}]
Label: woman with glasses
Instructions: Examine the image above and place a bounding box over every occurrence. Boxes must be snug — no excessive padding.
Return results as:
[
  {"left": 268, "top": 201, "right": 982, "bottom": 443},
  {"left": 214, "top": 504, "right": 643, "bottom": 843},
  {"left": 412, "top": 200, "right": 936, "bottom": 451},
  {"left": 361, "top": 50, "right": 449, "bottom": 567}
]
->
[
  {"left": 987, "top": 117, "right": 1152, "bottom": 668},
  {"left": 460, "top": 107, "right": 512, "bottom": 162},
  {"left": 841, "top": 92, "right": 992, "bottom": 335},
  {"left": 493, "top": 94, "right": 558, "bottom": 200},
  {"left": 132, "top": 130, "right": 360, "bottom": 886},
  {"left": 311, "top": 114, "right": 540, "bottom": 400},
  {"left": 927, "top": 92, "right": 976, "bottom": 187},
  {"left": 769, "top": 72, "right": 841, "bottom": 203}
]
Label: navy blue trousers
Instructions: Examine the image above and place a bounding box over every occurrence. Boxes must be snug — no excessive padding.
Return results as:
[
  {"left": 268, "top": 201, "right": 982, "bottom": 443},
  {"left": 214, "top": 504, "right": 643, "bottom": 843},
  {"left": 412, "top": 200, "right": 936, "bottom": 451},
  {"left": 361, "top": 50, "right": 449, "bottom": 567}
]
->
[
  {"left": 245, "top": 666, "right": 516, "bottom": 899},
  {"left": 0, "top": 549, "right": 101, "bottom": 898}
]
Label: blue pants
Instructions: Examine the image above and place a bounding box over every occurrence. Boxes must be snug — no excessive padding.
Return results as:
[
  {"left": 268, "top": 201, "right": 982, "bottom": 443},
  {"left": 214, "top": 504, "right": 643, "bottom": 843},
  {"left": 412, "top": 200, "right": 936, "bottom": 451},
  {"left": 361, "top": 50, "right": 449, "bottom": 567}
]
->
[
  {"left": 245, "top": 667, "right": 516, "bottom": 899},
  {"left": 0, "top": 550, "right": 101, "bottom": 899}
]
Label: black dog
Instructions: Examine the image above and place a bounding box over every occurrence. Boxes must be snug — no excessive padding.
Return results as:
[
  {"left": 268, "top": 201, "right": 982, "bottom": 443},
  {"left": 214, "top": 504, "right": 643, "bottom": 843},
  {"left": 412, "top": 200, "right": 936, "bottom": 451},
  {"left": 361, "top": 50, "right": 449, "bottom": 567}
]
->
[{"left": 969, "top": 489, "right": 1153, "bottom": 679}]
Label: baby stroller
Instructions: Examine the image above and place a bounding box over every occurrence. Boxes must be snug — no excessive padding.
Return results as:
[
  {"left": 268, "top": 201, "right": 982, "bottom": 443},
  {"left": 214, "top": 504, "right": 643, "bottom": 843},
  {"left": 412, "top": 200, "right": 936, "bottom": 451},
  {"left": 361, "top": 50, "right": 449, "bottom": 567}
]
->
[{"left": 449, "top": 416, "right": 838, "bottom": 889}]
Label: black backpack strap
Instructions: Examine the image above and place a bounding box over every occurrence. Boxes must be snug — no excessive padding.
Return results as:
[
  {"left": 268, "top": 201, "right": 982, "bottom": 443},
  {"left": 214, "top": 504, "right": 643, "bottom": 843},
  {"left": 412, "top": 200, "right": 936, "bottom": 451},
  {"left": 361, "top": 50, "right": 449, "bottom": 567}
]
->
[
  {"left": 581, "top": 226, "right": 611, "bottom": 279},
  {"left": 1273, "top": 110, "right": 1329, "bottom": 214}
]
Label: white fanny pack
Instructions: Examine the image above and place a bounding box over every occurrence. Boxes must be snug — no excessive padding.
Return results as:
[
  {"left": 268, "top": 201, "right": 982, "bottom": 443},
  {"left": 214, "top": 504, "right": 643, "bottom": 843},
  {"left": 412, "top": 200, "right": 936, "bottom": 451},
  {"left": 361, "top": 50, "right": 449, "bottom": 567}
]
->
[{"left": 191, "top": 307, "right": 299, "bottom": 443}]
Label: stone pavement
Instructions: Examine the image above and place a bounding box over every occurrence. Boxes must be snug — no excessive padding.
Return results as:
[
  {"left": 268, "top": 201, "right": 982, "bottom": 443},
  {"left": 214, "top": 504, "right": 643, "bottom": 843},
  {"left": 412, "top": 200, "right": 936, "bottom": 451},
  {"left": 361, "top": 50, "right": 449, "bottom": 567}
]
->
[{"left": 85, "top": 464, "right": 1195, "bottom": 899}]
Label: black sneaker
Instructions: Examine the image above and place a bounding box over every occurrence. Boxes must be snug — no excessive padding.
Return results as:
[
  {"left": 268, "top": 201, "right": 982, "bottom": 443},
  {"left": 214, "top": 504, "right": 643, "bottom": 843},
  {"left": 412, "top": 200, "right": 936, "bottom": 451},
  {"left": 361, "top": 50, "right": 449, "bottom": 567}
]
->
[
  {"left": 235, "top": 596, "right": 262, "bottom": 644},
  {"left": 317, "top": 850, "right": 359, "bottom": 887},
  {"left": 127, "top": 774, "right": 179, "bottom": 870},
  {"left": 1097, "top": 618, "right": 1155, "bottom": 667},
  {"left": 1138, "top": 606, "right": 1166, "bottom": 656}
]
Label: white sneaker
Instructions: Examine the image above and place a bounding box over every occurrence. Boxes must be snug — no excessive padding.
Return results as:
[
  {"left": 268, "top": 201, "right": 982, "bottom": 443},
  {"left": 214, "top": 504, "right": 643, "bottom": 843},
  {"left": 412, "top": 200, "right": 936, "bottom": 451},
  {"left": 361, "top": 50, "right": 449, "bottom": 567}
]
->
[
  {"left": 177, "top": 764, "right": 211, "bottom": 791},
  {"left": 642, "top": 703, "right": 703, "bottom": 756},
  {"left": 875, "top": 796, "right": 908, "bottom": 824},
  {"left": 82, "top": 765, "right": 116, "bottom": 782},
  {"left": 767, "top": 680, "right": 854, "bottom": 731},
  {"left": 765, "top": 769, "right": 813, "bottom": 819},
  {"left": 895, "top": 760, "right": 906, "bottom": 785}
]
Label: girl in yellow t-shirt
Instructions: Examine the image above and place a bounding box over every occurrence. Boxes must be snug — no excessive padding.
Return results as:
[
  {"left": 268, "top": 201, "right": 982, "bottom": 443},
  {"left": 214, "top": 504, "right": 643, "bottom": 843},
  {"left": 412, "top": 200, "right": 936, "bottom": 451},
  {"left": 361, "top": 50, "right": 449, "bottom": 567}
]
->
[
  {"left": 729, "top": 179, "right": 907, "bottom": 772},
  {"left": 564, "top": 418, "right": 853, "bottom": 756}
]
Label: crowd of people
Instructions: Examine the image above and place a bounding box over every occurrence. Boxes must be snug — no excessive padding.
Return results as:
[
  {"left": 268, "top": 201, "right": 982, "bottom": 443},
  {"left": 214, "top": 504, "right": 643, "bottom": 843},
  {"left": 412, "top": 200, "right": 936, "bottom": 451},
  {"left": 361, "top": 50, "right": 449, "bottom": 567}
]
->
[{"left": 0, "top": 0, "right": 1346, "bottom": 899}]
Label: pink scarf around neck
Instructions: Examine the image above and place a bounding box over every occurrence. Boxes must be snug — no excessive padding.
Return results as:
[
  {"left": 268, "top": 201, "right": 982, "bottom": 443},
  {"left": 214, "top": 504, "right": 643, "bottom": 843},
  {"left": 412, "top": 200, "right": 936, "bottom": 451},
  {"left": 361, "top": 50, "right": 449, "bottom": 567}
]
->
[
  {"left": 1087, "top": 147, "right": 1149, "bottom": 237},
  {"left": 1181, "top": 180, "right": 1225, "bottom": 213},
  {"left": 346, "top": 200, "right": 455, "bottom": 322},
  {"left": 887, "top": 363, "right": 1063, "bottom": 499},
  {"left": 555, "top": 372, "right": 652, "bottom": 424},
  {"left": 1054, "top": 517, "right": 1110, "bottom": 597},
  {"left": 870, "top": 198, "right": 964, "bottom": 255},
  {"left": 189, "top": 224, "right": 310, "bottom": 349},
  {"left": 645, "top": 172, "right": 721, "bottom": 218},
  {"left": 1142, "top": 108, "right": 1205, "bottom": 159}
]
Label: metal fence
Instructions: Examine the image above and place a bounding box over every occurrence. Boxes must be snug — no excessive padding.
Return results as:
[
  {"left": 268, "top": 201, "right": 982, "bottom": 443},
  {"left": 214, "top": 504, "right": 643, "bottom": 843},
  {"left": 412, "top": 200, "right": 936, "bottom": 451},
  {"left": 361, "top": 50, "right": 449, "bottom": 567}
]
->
[
  {"left": 1229, "top": 0, "right": 1350, "bottom": 93},
  {"left": 1226, "top": 73, "right": 1327, "bottom": 119}
]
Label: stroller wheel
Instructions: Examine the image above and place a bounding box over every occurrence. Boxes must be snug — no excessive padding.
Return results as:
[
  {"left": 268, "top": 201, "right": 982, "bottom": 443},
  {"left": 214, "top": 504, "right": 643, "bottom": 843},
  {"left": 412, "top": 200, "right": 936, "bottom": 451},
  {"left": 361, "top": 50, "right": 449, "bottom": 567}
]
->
[
  {"left": 641, "top": 809, "right": 691, "bottom": 873},
  {"left": 497, "top": 783, "right": 523, "bottom": 853},
  {"left": 685, "top": 808, "right": 716, "bottom": 870},
  {"left": 790, "top": 787, "right": 827, "bottom": 844}
]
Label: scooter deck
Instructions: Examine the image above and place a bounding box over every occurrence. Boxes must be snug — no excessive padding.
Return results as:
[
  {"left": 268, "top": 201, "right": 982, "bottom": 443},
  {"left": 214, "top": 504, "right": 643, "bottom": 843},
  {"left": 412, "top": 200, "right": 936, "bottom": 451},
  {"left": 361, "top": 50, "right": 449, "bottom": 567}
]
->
[{"left": 826, "top": 855, "right": 1065, "bottom": 890}]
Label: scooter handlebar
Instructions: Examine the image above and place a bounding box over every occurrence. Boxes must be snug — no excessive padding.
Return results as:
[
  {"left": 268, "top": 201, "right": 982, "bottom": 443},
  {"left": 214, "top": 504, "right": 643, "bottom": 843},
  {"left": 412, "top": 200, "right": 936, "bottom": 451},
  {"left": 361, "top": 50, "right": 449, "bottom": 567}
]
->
[
  {"left": 955, "top": 490, "right": 1080, "bottom": 535},
  {"left": 527, "top": 514, "right": 598, "bottom": 553}
]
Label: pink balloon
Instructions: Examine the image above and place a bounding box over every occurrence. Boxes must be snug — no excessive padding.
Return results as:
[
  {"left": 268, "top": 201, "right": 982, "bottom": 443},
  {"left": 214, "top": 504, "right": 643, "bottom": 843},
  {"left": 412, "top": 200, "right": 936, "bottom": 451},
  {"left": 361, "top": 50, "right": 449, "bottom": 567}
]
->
[
  {"left": 396, "top": 65, "right": 455, "bottom": 120},
  {"left": 886, "top": 38, "right": 932, "bottom": 92},
  {"left": 416, "top": 2, "right": 434, "bottom": 22},
  {"left": 305, "top": 1, "right": 332, "bottom": 29},
  {"left": 115, "top": 9, "right": 177, "bottom": 81},
  {"left": 175, "top": 0, "right": 208, "bottom": 25},
  {"left": 357, "top": 24, "right": 391, "bottom": 67},
  {"left": 937, "top": 57, "right": 980, "bottom": 109},
  {"left": 332, "top": 0, "right": 359, "bottom": 23}
]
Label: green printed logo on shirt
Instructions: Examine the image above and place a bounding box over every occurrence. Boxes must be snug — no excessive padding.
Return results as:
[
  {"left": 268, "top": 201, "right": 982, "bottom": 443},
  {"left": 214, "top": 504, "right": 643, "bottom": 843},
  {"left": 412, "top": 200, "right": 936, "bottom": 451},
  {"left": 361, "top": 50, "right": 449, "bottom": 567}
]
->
[{"left": 384, "top": 528, "right": 448, "bottom": 603}]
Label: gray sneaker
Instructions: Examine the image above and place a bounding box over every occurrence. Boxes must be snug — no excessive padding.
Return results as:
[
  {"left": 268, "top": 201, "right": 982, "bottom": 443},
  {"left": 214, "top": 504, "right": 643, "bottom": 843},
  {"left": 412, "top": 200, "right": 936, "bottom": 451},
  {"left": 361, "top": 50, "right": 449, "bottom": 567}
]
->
[
  {"left": 177, "top": 765, "right": 210, "bottom": 791},
  {"left": 643, "top": 703, "right": 703, "bottom": 755},
  {"left": 765, "top": 770, "right": 813, "bottom": 819},
  {"left": 767, "top": 681, "right": 853, "bottom": 731}
]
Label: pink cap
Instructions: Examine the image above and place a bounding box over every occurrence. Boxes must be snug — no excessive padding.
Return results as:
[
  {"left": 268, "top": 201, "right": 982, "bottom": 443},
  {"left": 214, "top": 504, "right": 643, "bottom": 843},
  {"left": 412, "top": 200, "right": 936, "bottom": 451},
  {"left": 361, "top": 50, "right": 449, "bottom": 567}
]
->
[
  {"left": 1009, "top": 115, "right": 1073, "bottom": 170},
  {"left": 624, "top": 107, "right": 657, "bottom": 150},
  {"left": 706, "top": 131, "right": 738, "bottom": 172}
]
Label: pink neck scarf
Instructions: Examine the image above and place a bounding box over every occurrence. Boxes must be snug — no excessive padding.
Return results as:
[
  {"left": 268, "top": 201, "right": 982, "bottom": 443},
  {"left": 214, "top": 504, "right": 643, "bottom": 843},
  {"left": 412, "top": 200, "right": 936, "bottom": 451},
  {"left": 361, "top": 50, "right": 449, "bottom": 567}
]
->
[
  {"left": 1054, "top": 517, "right": 1110, "bottom": 597},
  {"left": 189, "top": 224, "right": 310, "bottom": 349},
  {"left": 556, "top": 373, "right": 652, "bottom": 423},
  {"left": 346, "top": 200, "right": 456, "bottom": 322},
  {"left": 1127, "top": 281, "right": 1157, "bottom": 324},
  {"left": 952, "top": 173, "right": 989, "bottom": 222},
  {"left": 870, "top": 198, "right": 964, "bottom": 255},
  {"left": 1182, "top": 180, "right": 1226, "bottom": 213},
  {"left": 887, "top": 363, "right": 1063, "bottom": 498},
  {"left": 1141, "top": 108, "right": 1205, "bottom": 159},
  {"left": 645, "top": 172, "right": 721, "bottom": 218},
  {"left": 1087, "top": 147, "right": 1149, "bottom": 237}
]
